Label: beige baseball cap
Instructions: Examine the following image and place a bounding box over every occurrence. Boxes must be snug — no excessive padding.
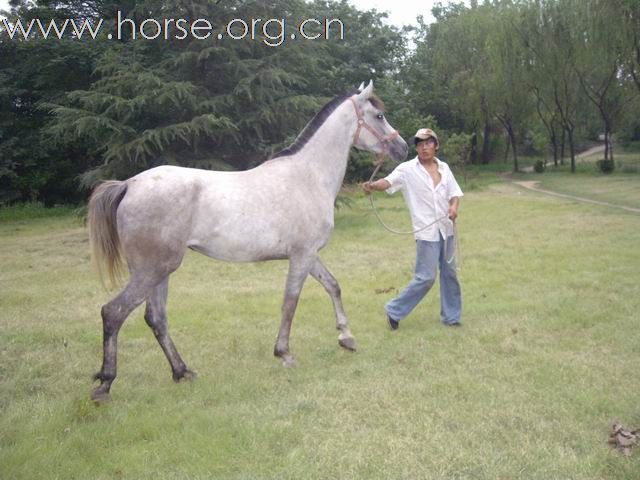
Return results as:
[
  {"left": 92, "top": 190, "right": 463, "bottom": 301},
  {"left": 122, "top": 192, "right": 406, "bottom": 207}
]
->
[{"left": 414, "top": 128, "right": 439, "bottom": 146}]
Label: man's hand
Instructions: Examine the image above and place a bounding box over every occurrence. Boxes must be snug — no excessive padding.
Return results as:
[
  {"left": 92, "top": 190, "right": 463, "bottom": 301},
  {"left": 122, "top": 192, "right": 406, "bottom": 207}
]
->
[
  {"left": 448, "top": 205, "right": 458, "bottom": 221},
  {"left": 362, "top": 179, "right": 390, "bottom": 195},
  {"left": 362, "top": 181, "right": 374, "bottom": 195},
  {"left": 448, "top": 196, "right": 460, "bottom": 221}
]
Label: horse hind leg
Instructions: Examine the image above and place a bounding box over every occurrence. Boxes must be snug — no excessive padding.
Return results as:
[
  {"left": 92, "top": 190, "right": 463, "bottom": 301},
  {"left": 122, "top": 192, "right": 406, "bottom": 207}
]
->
[
  {"left": 144, "top": 276, "right": 196, "bottom": 382},
  {"left": 309, "top": 258, "right": 356, "bottom": 351},
  {"left": 92, "top": 275, "right": 156, "bottom": 403}
]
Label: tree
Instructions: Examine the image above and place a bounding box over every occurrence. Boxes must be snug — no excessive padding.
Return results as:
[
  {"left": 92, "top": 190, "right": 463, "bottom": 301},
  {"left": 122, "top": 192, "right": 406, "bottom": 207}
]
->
[
  {"left": 407, "top": 2, "right": 496, "bottom": 164},
  {"left": 0, "top": 1, "right": 100, "bottom": 203},
  {"left": 621, "top": 0, "right": 640, "bottom": 94},
  {"left": 571, "top": 0, "right": 628, "bottom": 164},
  {"left": 2, "top": 0, "right": 408, "bottom": 202},
  {"left": 519, "top": 0, "right": 582, "bottom": 170},
  {"left": 485, "top": 3, "right": 534, "bottom": 173}
]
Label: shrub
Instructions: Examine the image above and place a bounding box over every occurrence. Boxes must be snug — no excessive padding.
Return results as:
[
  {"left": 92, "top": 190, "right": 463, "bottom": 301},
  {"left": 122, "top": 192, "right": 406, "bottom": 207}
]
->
[
  {"left": 596, "top": 159, "right": 615, "bottom": 174},
  {"left": 534, "top": 160, "right": 545, "bottom": 173}
]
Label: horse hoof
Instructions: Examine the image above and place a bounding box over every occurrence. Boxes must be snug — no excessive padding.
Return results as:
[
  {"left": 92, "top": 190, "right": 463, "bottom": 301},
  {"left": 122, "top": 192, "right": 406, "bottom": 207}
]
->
[
  {"left": 174, "top": 369, "right": 198, "bottom": 383},
  {"left": 281, "top": 354, "right": 297, "bottom": 368},
  {"left": 91, "top": 389, "right": 111, "bottom": 405},
  {"left": 339, "top": 337, "right": 357, "bottom": 351}
]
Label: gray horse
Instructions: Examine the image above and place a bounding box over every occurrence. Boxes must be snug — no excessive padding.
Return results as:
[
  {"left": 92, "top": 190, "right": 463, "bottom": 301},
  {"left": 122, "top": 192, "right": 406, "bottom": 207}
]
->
[{"left": 88, "top": 81, "right": 408, "bottom": 402}]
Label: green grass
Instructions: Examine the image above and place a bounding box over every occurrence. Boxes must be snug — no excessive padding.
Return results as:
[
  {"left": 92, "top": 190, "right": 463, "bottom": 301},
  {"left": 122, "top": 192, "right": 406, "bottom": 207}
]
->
[
  {"left": 1, "top": 182, "right": 640, "bottom": 479},
  {"left": 532, "top": 174, "right": 640, "bottom": 209},
  {"left": 575, "top": 149, "right": 640, "bottom": 174}
]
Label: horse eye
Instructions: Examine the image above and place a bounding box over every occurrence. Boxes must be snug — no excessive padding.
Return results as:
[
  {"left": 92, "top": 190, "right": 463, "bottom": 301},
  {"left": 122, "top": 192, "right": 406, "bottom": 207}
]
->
[{"left": 376, "top": 114, "right": 384, "bottom": 120}]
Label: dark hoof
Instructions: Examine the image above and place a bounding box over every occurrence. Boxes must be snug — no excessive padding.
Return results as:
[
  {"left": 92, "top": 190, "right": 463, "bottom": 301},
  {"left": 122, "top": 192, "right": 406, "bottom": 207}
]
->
[
  {"left": 339, "top": 336, "right": 357, "bottom": 351},
  {"left": 173, "top": 368, "right": 197, "bottom": 383}
]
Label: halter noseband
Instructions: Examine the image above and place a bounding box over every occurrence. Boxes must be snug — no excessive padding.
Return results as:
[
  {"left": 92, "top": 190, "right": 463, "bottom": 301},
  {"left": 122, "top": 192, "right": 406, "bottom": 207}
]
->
[{"left": 348, "top": 95, "right": 399, "bottom": 165}]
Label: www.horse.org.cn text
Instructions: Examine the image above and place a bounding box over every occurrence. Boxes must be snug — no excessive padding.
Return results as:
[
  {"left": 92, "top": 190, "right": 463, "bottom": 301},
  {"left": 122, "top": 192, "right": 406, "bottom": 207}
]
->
[{"left": 1, "top": 12, "right": 346, "bottom": 47}]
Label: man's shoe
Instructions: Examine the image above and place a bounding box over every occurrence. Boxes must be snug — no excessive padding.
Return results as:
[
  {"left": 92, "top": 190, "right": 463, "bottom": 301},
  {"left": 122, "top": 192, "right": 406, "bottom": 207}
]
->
[
  {"left": 444, "top": 321, "right": 462, "bottom": 327},
  {"left": 387, "top": 314, "right": 399, "bottom": 330}
]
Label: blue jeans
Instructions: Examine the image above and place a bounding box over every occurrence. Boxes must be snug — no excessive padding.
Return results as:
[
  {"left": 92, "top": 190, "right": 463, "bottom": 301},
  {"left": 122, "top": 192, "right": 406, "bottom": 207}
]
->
[{"left": 385, "top": 235, "right": 462, "bottom": 325}]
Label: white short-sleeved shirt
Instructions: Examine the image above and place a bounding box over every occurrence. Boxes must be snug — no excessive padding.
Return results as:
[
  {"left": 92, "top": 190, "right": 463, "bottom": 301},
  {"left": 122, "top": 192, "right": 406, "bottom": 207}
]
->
[{"left": 384, "top": 157, "right": 464, "bottom": 241}]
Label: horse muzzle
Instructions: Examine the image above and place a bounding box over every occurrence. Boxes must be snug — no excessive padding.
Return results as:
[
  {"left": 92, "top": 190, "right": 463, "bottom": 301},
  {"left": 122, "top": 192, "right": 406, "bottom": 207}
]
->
[{"left": 388, "top": 136, "right": 409, "bottom": 162}]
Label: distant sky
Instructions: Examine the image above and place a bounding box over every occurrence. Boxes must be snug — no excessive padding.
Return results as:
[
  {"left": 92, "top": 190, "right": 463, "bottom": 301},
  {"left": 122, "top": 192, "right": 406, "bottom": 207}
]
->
[
  {"left": 0, "top": 1, "right": 468, "bottom": 26},
  {"left": 348, "top": 0, "right": 439, "bottom": 27}
]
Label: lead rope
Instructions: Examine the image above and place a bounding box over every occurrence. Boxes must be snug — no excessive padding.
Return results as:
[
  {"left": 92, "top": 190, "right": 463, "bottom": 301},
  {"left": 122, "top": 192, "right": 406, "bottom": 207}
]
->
[{"left": 366, "top": 158, "right": 459, "bottom": 266}]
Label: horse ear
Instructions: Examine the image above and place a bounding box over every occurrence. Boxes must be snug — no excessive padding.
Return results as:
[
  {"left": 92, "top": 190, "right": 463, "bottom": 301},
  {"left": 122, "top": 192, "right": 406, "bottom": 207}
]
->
[
  {"left": 357, "top": 80, "right": 374, "bottom": 100},
  {"left": 357, "top": 82, "right": 365, "bottom": 92}
]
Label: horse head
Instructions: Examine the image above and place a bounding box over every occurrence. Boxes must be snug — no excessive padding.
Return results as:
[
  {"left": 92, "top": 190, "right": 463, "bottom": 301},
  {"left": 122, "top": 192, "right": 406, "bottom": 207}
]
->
[{"left": 349, "top": 81, "right": 408, "bottom": 162}]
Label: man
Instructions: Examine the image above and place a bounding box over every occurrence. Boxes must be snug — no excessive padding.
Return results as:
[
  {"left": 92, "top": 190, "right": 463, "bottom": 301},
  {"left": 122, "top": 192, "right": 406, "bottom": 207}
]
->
[{"left": 362, "top": 128, "right": 463, "bottom": 330}]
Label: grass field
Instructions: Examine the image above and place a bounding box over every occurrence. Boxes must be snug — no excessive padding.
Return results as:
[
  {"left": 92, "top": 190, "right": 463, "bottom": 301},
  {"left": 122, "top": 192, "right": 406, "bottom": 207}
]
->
[
  {"left": 1, "top": 177, "right": 640, "bottom": 479},
  {"left": 511, "top": 145, "right": 640, "bottom": 210},
  {"left": 576, "top": 147, "right": 640, "bottom": 173},
  {"left": 532, "top": 173, "right": 640, "bottom": 210}
]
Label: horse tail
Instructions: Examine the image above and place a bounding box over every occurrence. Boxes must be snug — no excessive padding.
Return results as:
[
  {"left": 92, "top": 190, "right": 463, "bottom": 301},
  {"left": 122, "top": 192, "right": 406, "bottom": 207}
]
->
[{"left": 88, "top": 180, "right": 128, "bottom": 288}]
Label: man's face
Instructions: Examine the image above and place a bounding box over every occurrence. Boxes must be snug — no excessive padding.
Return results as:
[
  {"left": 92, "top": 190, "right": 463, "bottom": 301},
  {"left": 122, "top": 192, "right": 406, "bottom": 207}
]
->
[{"left": 416, "top": 138, "right": 437, "bottom": 161}]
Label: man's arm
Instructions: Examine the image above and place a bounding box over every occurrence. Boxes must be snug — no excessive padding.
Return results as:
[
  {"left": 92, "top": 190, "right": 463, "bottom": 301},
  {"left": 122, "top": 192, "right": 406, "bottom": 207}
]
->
[{"left": 362, "top": 179, "right": 391, "bottom": 194}]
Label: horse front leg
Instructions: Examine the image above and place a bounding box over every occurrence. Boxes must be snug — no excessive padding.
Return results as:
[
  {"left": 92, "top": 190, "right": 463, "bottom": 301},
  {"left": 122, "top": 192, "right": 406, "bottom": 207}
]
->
[
  {"left": 274, "top": 253, "right": 315, "bottom": 367},
  {"left": 309, "top": 257, "right": 356, "bottom": 351}
]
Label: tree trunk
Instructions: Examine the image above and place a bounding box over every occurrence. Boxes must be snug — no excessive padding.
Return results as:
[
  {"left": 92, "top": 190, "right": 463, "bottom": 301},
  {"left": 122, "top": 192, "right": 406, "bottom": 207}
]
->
[
  {"left": 496, "top": 114, "right": 518, "bottom": 172},
  {"left": 631, "top": 65, "right": 640, "bottom": 94},
  {"left": 604, "top": 121, "right": 613, "bottom": 164},
  {"left": 560, "top": 129, "right": 565, "bottom": 166},
  {"left": 533, "top": 92, "right": 557, "bottom": 169},
  {"left": 551, "top": 128, "right": 558, "bottom": 167},
  {"left": 609, "top": 134, "right": 614, "bottom": 163},
  {"left": 470, "top": 133, "right": 478, "bottom": 165},
  {"left": 566, "top": 127, "right": 575, "bottom": 173},
  {"left": 481, "top": 121, "right": 491, "bottom": 164},
  {"left": 503, "top": 138, "right": 510, "bottom": 164},
  {"left": 508, "top": 125, "right": 518, "bottom": 173}
]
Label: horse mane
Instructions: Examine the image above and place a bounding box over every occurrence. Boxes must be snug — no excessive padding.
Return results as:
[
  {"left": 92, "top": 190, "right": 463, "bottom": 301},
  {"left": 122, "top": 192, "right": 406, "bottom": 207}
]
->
[{"left": 271, "top": 89, "right": 385, "bottom": 160}]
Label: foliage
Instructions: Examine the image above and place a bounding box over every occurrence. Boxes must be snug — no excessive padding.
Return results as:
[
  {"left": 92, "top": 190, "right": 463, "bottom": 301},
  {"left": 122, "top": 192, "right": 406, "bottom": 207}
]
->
[
  {"left": 534, "top": 160, "right": 545, "bottom": 173},
  {"left": 443, "top": 131, "right": 472, "bottom": 182},
  {"left": 2, "top": 0, "right": 640, "bottom": 205},
  {"left": 0, "top": 2, "right": 101, "bottom": 204},
  {"left": 1, "top": 0, "right": 407, "bottom": 199}
]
